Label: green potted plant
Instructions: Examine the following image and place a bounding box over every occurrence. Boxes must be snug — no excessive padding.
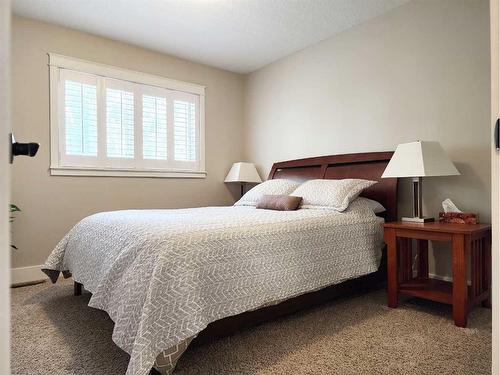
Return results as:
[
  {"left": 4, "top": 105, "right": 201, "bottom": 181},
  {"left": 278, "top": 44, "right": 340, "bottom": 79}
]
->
[{"left": 10, "top": 203, "right": 20, "bottom": 249}]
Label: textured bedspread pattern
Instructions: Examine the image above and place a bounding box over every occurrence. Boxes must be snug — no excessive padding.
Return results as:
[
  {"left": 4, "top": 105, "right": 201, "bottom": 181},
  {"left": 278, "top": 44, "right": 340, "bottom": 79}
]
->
[{"left": 42, "top": 200, "right": 383, "bottom": 375}]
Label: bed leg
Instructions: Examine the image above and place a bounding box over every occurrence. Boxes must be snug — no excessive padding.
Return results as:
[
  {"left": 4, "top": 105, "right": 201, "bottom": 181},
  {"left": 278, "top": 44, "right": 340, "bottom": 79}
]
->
[{"left": 74, "top": 281, "right": 82, "bottom": 296}]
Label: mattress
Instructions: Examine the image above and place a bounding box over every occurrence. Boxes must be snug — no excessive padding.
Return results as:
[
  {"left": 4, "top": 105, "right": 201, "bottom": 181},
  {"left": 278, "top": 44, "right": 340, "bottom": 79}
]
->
[{"left": 42, "top": 198, "right": 384, "bottom": 375}]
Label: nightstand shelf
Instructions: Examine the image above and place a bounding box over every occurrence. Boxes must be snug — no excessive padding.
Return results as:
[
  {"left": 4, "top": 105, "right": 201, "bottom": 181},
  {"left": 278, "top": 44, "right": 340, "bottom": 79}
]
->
[
  {"left": 383, "top": 221, "right": 491, "bottom": 327},
  {"left": 399, "top": 277, "right": 453, "bottom": 305}
]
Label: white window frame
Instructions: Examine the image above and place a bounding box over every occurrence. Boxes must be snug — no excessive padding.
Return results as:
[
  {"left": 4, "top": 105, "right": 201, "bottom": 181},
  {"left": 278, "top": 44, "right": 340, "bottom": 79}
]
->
[{"left": 48, "top": 53, "right": 206, "bottom": 178}]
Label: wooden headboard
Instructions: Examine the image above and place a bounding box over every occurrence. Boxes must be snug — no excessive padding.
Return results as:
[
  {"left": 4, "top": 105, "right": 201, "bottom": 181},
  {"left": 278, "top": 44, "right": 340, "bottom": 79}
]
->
[{"left": 268, "top": 152, "right": 398, "bottom": 221}]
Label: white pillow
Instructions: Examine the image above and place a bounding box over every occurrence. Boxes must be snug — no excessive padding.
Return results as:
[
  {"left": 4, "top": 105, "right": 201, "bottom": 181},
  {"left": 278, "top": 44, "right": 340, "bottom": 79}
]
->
[
  {"left": 234, "top": 179, "right": 301, "bottom": 207},
  {"left": 290, "top": 179, "right": 377, "bottom": 212},
  {"left": 355, "top": 197, "right": 386, "bottom": 214}
]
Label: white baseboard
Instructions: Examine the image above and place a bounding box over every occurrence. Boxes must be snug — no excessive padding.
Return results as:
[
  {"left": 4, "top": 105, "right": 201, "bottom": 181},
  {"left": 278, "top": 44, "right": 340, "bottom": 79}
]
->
[
  {"left": 429, "top": 273, "right": 452, "bottom": 282},
  {"left": 429, "top": 273, "right": 473, "bottom": 285},
  {"left": 11, "top": 265, "right": 48, "bottom": 285}
]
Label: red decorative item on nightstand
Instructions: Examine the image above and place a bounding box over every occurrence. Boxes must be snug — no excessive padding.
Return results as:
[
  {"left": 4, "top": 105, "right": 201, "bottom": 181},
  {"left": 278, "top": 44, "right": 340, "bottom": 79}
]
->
[{"left": 439, "top": 212, "right": 479, "bottom": 224}]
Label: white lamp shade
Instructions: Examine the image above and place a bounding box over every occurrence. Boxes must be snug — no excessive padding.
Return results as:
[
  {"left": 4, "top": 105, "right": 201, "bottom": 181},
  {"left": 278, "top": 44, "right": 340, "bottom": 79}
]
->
[
  {"left": 224, "top": 162, "right": 262, "bottom": 183},
  {"left": 382, "top": 141, "right": 460, "bottom": 178}
]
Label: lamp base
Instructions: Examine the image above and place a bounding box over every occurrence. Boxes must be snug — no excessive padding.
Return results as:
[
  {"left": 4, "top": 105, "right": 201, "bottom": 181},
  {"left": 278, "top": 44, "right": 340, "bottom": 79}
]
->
[{"left": 402, "top": 216, "right": 435, "bottom": 223}]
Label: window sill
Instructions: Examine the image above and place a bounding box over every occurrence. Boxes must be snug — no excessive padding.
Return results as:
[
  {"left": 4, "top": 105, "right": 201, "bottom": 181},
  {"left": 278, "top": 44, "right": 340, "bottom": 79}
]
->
[{"left": 50, "top": 166, "right": 207, "bottom": 179}]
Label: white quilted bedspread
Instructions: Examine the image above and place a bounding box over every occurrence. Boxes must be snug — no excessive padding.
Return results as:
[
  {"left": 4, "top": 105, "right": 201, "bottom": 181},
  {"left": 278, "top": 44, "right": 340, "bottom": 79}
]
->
[{"left": 43, "top": 199, "right": 384, "bottom": 375}]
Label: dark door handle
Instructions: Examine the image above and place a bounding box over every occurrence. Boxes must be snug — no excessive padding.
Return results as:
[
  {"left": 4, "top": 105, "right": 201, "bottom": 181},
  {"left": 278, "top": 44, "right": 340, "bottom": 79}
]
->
[
  {"left": 10, "top": 133, "right": 39, "bottom": 163},
  {"left": 495, "top": 119, "right": 500, "bottom": 150}
]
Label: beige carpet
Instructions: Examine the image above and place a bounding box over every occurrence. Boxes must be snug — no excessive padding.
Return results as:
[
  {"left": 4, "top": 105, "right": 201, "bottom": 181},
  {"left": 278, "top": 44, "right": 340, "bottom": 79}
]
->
[{"left": 11, "top": 279, "right": 491, "bottom": 375}]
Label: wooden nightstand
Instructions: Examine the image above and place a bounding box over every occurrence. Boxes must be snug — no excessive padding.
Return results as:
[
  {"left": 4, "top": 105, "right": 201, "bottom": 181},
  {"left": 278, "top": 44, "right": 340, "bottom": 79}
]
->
[{"left": 383, "top": 221, "right": 491, "bottom": 327}]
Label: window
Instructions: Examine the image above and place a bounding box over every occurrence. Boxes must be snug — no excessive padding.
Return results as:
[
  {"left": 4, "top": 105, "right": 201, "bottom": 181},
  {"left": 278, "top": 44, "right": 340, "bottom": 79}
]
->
[{"left": 49, "top": 54, "right": 206, "bottom": 178}]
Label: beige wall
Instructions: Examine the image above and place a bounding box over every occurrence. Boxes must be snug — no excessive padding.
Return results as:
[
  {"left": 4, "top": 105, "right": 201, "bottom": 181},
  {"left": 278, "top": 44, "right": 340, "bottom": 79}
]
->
[
  {"left": 244, "top": 0, "right": 491, "bottom": 278},
  {"left": 10, "top": 16, "right": 245, "bottom": 269}
]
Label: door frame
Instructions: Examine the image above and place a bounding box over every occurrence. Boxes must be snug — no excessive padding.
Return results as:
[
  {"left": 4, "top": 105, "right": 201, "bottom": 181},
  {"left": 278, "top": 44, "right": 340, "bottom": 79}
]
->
[
  {"left": 0, "top": 0, "right": 11, "bottom": 373},
  {"left": 491, "top": 0, "right": 499, "bottom": 374}
]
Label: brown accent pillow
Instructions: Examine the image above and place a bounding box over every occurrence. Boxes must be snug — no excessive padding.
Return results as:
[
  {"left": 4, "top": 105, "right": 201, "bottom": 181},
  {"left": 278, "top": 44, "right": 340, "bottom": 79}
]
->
[{"left": 256, "top": 195, "right": 303, "bottom": 211}]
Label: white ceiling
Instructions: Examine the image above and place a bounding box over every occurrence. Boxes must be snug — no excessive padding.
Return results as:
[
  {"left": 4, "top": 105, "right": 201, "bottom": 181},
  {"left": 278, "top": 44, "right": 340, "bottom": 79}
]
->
[{"left": 13, "top": 0, "right": 410, "bottom": 74}]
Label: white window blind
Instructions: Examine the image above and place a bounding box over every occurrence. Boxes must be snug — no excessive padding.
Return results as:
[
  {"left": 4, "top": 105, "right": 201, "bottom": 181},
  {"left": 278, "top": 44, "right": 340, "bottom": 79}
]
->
[
  {"left": 143, "top": 95, "right": 167, "bottom": 160},
  {"left": 174, "top": 100, "right": 196, "bottom": 162},
  {"left": 64, "top": 80, "right": 97, "bottom": 156},
  {"left": 50, "top": 54, "right": 205, "bottom": 178},
  {"left": 106, "top": 87, "right": 134, "bottom": 159}
]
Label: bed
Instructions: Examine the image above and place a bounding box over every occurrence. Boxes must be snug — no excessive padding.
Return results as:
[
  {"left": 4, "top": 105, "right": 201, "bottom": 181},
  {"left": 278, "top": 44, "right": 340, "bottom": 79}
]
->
[{"left": 42, "top": 152, "right": 397, "bottom": 375}]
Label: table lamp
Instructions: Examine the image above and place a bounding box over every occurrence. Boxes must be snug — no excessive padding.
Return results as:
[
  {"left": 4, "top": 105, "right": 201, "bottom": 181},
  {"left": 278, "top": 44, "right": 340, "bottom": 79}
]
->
[
  {"left": 225, "top": 162, "right": 262, "bottom": 197},
  {"left": 382, "top": 141, "right": 460, "bottom": 222}
]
